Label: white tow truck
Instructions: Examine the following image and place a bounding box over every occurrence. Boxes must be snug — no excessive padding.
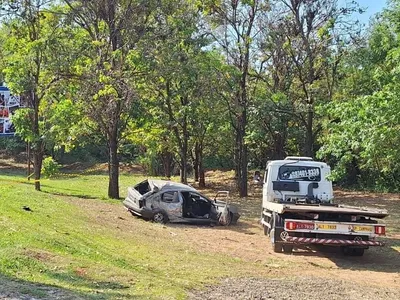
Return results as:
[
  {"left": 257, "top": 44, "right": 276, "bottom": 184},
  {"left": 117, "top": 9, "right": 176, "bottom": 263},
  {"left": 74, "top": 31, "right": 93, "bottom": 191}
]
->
[{"left": 261, "top": 157, "right": 388, "bottom": 256}]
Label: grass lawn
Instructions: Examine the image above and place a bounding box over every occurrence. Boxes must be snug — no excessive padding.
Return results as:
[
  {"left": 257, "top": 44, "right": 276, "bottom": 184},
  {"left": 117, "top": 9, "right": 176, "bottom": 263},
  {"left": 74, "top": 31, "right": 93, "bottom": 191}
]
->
[{"left": 0, "top": 170, "right": 269, "bottom": 299}]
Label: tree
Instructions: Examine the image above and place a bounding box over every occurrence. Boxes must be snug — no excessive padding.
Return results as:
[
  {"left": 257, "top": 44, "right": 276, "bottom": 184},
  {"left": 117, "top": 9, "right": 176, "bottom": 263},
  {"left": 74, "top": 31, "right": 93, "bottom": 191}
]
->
[
  {"left": 203, "top": 0, "right": 268, "bottom": 197},
  {"left": 0, "top": 1, "right": 71, "bottom": 191},
  {"left": 257, "top": 0, "right": 361, "bottom": 157},
  {"left": 64, "top": 0, "right": 154, "bottom": 198},
  {"left": 318, "top": 4, "right": 400, "bottom": 190},
  {"left": 142, "top": 0, "right": 217, "bottom": 184}
]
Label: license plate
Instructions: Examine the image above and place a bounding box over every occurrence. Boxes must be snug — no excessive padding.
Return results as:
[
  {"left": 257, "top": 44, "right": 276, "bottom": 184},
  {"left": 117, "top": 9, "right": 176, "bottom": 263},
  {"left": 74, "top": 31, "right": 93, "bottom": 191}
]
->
[
  {"left": 297, "top": 223, "right": 315, "bottom": 230},
  {"left": 354, "top": 225, "right": 372, "bottom": 232},
  {"left": 317, "top": 224, "right": 337, "bottom": 230}
]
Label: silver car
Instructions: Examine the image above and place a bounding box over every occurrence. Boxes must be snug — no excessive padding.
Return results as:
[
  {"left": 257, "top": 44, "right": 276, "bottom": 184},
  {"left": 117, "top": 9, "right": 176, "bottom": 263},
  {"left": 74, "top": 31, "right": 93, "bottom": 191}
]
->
[{"left": 123, "top": 179, "right": 240, "bottom": 225}]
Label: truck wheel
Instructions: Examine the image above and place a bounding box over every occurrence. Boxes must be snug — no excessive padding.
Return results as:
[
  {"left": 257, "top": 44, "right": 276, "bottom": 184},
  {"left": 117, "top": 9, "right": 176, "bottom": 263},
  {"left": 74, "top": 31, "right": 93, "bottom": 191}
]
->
[
  {"left": 263, "top": 223, "right": 269, "bottom": 236},
  {"left": 282, "top": 244, "right": 293, "bottom": 254},
  {"left": 341, "top": 247, "right": 364, "bottom": 256},
  {"left": 271, "top": 212, "right": 284, "bottom": 253},
  {"left": 273, "top": 242, "right": 283, "bottom": 253},
  {"left": 341, "top": 247, "right": 351, "bottom": 256},
  {"left": 263, "top": 215, "right": 272, "bottom": 236},
  {"left": 351, "top": 248, "right": 365, "bottom": 256}
]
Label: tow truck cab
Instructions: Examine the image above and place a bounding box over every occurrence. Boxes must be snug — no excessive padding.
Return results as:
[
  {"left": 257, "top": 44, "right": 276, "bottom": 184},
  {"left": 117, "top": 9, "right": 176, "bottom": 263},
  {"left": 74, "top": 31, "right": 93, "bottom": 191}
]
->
[{"left": 263, "top": 157, "right": 333, "bottom": 205}]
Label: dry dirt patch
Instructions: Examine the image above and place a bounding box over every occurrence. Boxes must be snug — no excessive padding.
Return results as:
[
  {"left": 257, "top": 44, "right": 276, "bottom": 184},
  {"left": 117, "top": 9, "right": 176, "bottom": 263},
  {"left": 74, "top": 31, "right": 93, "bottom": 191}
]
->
[{"left": 188, "top": 277, "right": 400, "bottom": 300}]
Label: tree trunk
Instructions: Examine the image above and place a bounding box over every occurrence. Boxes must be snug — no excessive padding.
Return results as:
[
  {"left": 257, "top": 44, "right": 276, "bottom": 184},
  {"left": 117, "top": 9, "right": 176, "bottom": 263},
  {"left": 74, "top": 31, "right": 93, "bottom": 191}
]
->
[
  {"left": 108, "top": 130, "right": 119, "bottom": 199},
  {"left": 180, "top": 149, "right": 187, "bottom": 184},
  {"left": 33, "top": 147, "right": 43, "bottom": 191},
  {"left": 236, "top": 68, "right": 248, "bottom": 197},
  {"left": 180, "top": 107, "right": 189, "bottom": 184},
  {"left": 305, "top": 105, "right": 314, "bottom": 157},
  {"left": 32, "top": 92, "right": 43, "bottom": 191},
  {"left": 162, "top": 151, "right": 172, "bottom": 179},
  {"left": 236, "top": 114, "right": 248, "bottom": 197},
  {"left": 194, "top": 142, "right": 200, "bottom": 182},
  {"left": 179, "top": 135, "right": 188, "bottom": 184},
  {"left": 198, "top": 146, "right": 205, "bottom": 188}
]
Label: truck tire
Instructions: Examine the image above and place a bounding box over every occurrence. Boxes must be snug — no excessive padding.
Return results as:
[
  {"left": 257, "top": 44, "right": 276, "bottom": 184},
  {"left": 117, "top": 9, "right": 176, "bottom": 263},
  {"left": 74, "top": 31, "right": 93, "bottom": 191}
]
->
[
  {"left": 273, "top": 241, "right": 283, "bottom": 253},
  {"left": 263, "top": 212, "right": 273, "bottom": 236},
  {"left": 271, "top": 212, "right": 284, "bottom": 253},
  {"left": 341, "top": 247, "right": 365, "bottom": 257},
  {"left": 351, "top": 248, "right": 365, "bottom": 256},
  {"left": 263, "top": 223, "right": 269, "bottom": 236},
  {"left": 282, "top": 244, "right": 293, "bottom": 254}
]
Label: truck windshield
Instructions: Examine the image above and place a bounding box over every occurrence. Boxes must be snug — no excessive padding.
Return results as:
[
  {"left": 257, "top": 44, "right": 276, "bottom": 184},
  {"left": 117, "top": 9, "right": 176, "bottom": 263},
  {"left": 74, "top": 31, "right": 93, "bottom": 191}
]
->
[{"left": 278, "top": 165, "right": 321, "bottom": 182}]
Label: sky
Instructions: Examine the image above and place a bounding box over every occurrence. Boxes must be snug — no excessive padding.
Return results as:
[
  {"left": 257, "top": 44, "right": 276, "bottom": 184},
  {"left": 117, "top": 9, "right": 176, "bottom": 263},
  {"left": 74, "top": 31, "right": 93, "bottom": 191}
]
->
[{"left": 342, "top": 0, "right": 388, "bottom": 24}]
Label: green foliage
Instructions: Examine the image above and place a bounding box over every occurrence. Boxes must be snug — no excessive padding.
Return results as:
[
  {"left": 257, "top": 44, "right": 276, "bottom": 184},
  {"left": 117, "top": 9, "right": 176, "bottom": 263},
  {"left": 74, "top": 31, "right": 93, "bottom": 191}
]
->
[
  {"left": 10, "top": 109, "right": 37, "bottom": 143},
  {"left": 318, "top": 4, "right": 400, "bottom": 191},
  {"left": 1, "top": 0, "right": 398, "bottom": 193},
  {"left": 0, "top": 136, "right": 26, "bottom": 155},
  {"left": 41, "top": 157, "right": 60, "bottom": 178}
]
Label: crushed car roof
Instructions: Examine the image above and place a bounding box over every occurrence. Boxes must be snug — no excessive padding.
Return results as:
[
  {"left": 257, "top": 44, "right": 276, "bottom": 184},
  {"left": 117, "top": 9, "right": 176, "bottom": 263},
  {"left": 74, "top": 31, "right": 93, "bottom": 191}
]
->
[{"left": 148, "top": 179, "right": 198, "bottom": 193}]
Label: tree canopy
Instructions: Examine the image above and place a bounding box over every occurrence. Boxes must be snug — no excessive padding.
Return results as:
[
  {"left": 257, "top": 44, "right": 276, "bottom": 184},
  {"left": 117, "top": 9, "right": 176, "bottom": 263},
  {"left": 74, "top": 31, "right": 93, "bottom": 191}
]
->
[{"left": 1, "top": 0, "right": 399, "bottom": 196}]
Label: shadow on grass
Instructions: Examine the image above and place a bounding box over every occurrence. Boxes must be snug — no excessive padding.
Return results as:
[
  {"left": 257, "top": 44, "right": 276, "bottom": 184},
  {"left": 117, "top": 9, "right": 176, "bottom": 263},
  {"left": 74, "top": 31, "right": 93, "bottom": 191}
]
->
[
  {"left": 0, "top": 272, "right": 142, "bottom": 299},
  {"left": 45, "top": 270, "right": 130, "bottom": 291},
  {"left": 40, "top": 188, "right": 102, "bottom": 200},
  {"left": 0, "top": 273, "right": 89, "bottom": 299}
]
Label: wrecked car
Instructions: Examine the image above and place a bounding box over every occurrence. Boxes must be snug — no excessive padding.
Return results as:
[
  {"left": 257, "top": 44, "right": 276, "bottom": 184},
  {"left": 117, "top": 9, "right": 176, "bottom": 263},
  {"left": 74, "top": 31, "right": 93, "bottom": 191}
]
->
[{"left": 123, "top": 179, "right": 240, "bottom": 225}]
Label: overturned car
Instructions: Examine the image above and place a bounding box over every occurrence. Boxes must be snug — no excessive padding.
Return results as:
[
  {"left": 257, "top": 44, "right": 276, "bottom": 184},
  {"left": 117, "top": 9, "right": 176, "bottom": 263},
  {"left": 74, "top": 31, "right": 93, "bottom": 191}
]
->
[{"left": 123, "top": 179, "right": 240, "bottom": 225}]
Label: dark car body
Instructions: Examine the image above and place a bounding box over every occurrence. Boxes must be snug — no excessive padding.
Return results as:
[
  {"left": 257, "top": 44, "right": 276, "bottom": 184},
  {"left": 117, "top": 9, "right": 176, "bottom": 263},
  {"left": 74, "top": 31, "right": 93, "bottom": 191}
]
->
[{"left": 123, "top": 179, "right": 240, "bottom": 225}]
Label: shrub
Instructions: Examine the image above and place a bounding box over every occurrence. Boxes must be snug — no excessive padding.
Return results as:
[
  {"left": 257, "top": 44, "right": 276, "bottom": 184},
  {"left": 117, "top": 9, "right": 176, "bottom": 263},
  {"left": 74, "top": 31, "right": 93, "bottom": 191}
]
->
[{"left": 41, "top": 157, "right": 60, "bottom": 178}]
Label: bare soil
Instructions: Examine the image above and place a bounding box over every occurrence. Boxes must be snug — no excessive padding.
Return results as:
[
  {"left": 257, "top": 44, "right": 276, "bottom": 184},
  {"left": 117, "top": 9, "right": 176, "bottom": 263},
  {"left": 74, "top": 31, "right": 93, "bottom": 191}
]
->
[{"left": 188, "top": 277, "right": 400, "bottom": 300}]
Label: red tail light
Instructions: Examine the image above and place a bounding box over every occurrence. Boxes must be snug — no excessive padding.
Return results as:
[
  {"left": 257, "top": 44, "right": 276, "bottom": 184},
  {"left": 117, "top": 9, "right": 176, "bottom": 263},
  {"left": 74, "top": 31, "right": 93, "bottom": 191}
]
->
[
  {"left": 374, "top": 225, "right": 386, "bottom": 235},
  {"left": 286, "top": 221, "right": 297, "bottom": 230}
]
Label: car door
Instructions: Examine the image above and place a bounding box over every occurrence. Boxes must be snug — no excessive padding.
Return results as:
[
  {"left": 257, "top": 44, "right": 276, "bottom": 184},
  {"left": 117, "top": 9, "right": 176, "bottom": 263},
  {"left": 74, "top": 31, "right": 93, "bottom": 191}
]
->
[{"left": 159, "top": 191, "right": 183, "bottom": 221}]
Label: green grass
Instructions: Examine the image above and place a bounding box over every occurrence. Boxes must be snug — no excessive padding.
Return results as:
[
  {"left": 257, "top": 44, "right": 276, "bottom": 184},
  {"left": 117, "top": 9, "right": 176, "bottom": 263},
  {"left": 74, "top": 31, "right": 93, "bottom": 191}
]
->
[{"left": 0, "top": 171, "right": 267, "bottom": 299}]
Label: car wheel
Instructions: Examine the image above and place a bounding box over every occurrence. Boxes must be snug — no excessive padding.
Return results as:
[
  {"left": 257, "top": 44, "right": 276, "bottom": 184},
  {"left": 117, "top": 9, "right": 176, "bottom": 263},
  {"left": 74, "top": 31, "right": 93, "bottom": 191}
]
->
[
  {"left": 218, "top": 211, "right": 232, "bottom": 226},
  {"left": 153, "top": 211, "right": 168, "bottom": 224}
]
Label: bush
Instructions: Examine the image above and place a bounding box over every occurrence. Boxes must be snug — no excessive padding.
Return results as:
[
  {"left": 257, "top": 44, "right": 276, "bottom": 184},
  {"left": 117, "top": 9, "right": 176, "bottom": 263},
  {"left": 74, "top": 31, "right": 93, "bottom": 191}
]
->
[
  {"left": 0, "top": 136, "right": 26, "bottom": 155},
  {"left": 41, "top": 157, "right": 60, "bottom": 178}
]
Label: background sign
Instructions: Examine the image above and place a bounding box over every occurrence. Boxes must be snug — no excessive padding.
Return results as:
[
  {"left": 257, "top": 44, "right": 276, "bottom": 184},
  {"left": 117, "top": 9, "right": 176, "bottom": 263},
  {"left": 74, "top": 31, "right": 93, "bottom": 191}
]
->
[{"left": 0, "top": 86, "right": 21, "bottom": 136}]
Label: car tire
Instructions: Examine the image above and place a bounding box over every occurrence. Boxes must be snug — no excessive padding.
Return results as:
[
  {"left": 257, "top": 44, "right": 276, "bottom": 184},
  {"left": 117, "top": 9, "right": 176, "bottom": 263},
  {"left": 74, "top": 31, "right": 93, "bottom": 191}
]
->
[{"left": 152, "top": 211, "right": 168, "bottom": 224}]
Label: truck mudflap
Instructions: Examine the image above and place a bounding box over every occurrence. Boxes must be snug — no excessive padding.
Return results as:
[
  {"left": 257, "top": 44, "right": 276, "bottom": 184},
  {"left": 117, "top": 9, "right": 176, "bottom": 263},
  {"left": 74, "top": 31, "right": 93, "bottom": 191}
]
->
[{"left": 283, "top": 236, "right": 384, "bottom": 246}]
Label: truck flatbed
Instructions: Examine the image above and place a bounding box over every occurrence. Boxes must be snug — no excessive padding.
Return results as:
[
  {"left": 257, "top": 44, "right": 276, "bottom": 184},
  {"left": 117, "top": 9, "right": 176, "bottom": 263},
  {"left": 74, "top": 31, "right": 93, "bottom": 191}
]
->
[{"left": 265, "top": 201, "right": 388, "bottom": 219}]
